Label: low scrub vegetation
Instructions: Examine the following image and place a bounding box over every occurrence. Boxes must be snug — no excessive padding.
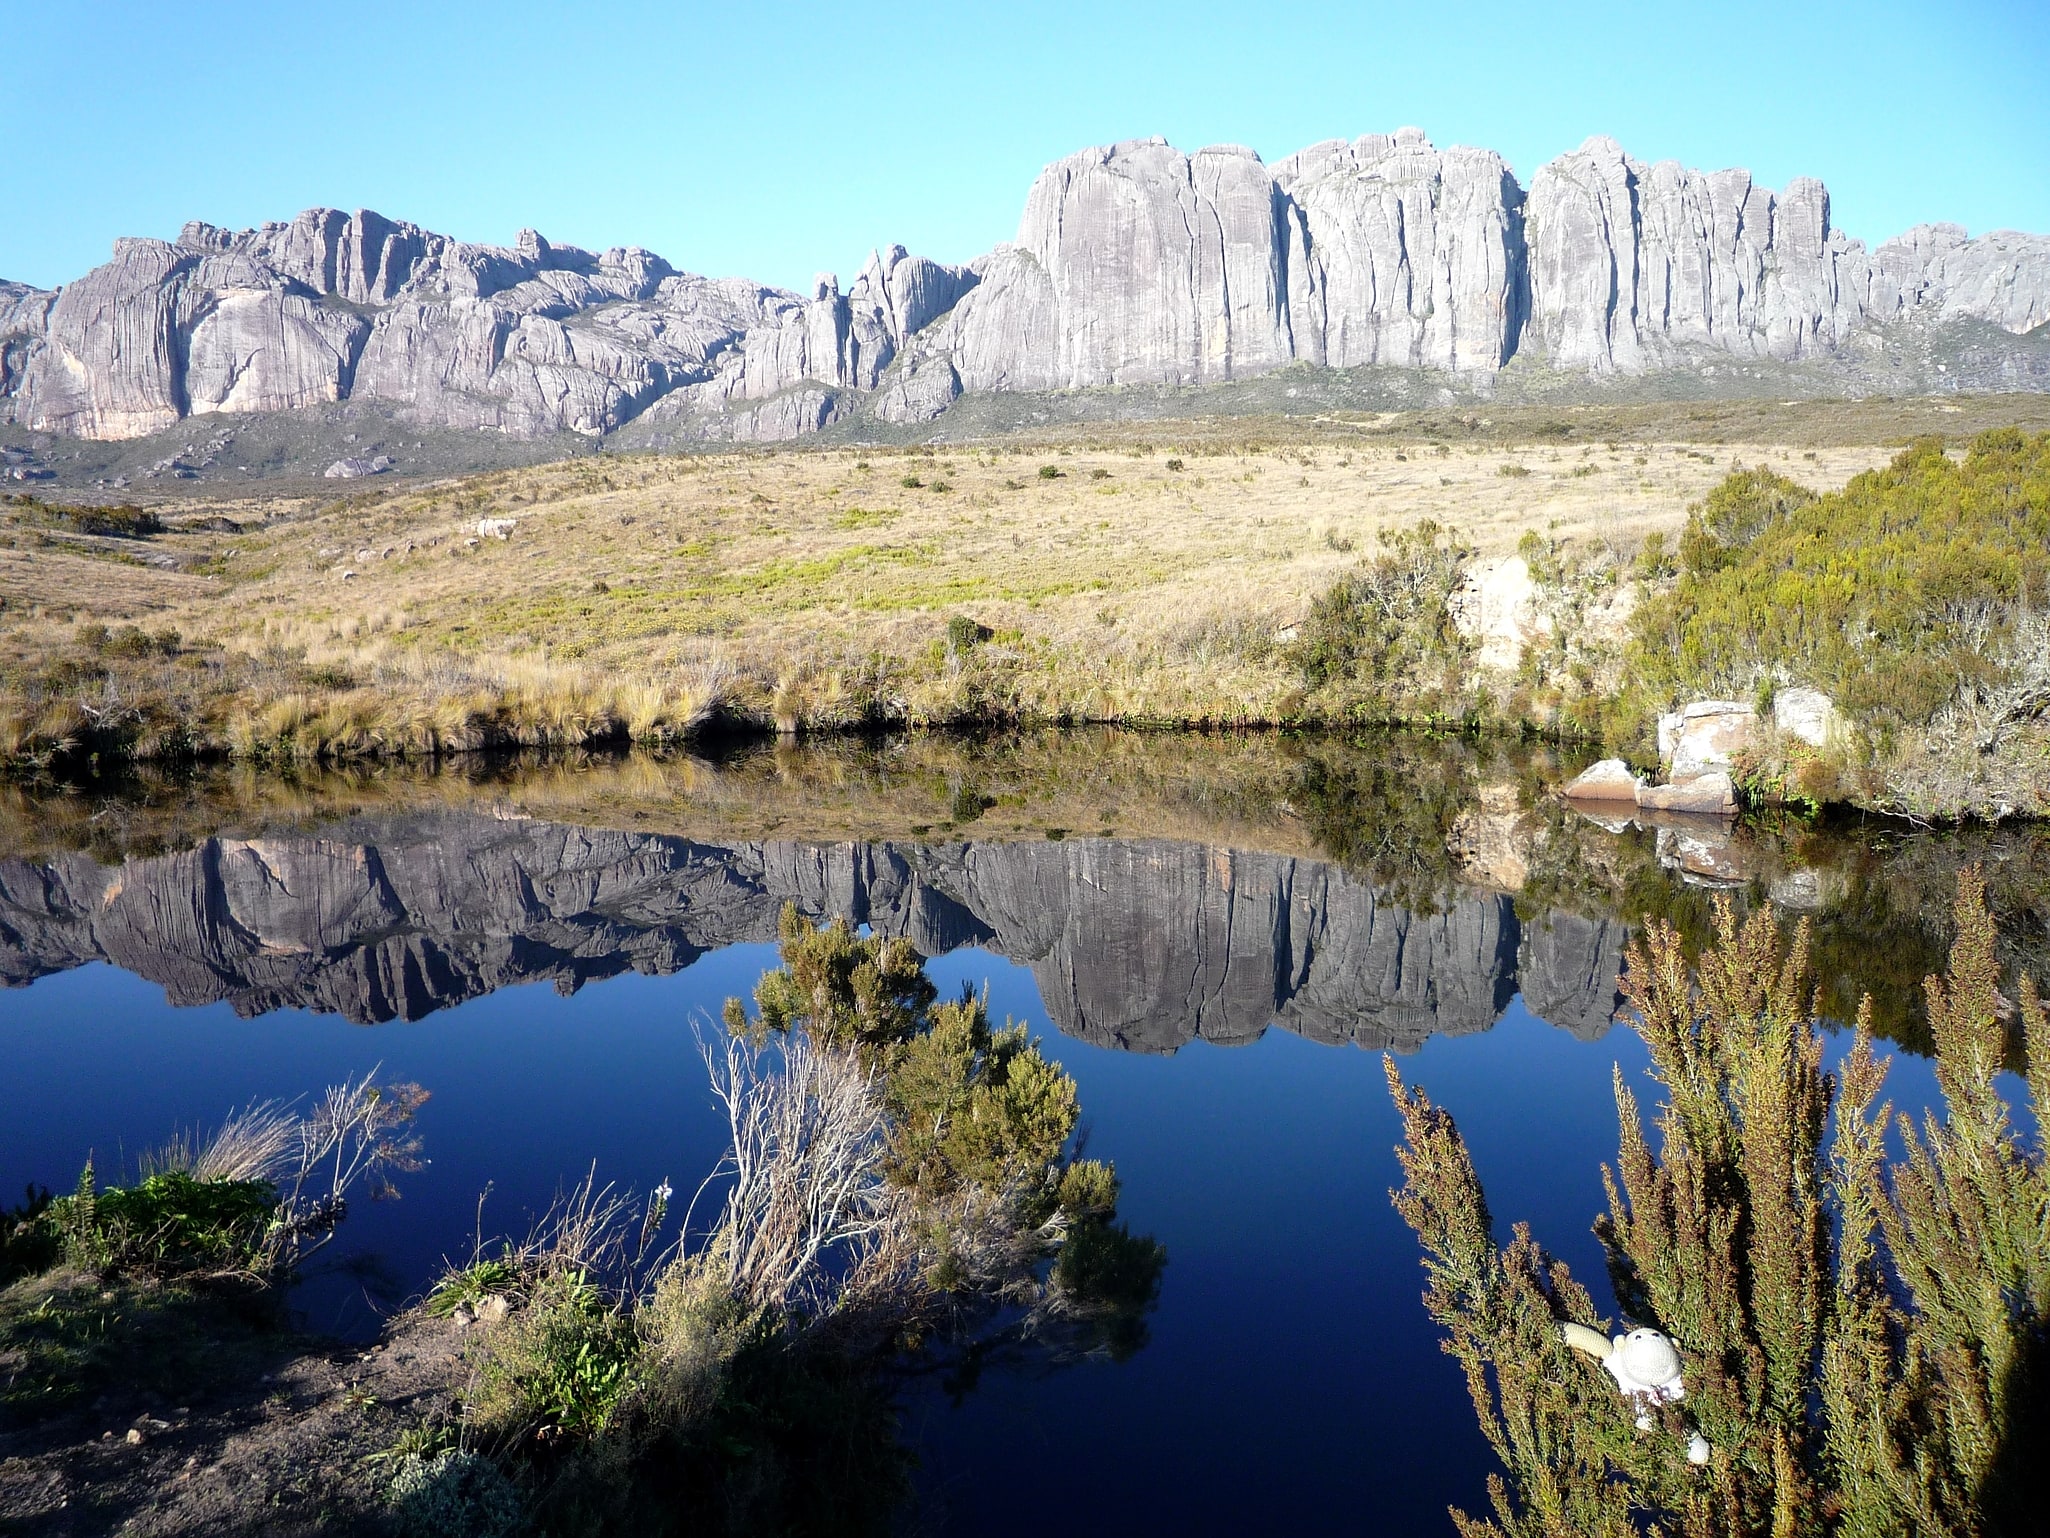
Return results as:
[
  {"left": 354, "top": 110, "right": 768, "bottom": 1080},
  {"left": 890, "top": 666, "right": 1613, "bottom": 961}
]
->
[
  {"left": 1, "top": 1075, "right": 426, "bottom": 1426},
  {"left": 1631, "top": 431, "right": 2050, "bottom": 732},
  {"left": 412, "top": 907, "right": 1163, "bottom": 1534},
  {"left": 1287, "top": 520, "right": 1477, "bottom": 724},
  {"left": 2, "top": 491, "right": 164, "bottom": 538},
  {"left": 1388, "top": 868, "right": 2049, "bottom": 1536}
]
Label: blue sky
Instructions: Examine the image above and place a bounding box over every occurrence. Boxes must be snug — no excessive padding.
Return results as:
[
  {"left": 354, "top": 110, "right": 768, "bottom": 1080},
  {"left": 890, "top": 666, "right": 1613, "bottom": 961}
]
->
[{"left": 6, "top": 0, "right": 2046, "bottom": 293}]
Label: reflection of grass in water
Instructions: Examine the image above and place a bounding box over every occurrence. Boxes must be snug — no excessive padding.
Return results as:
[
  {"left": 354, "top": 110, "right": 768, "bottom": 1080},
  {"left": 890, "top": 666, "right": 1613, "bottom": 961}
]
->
[{"left": 1389, "top": 870, "right": 2049, "bottom": 1535}]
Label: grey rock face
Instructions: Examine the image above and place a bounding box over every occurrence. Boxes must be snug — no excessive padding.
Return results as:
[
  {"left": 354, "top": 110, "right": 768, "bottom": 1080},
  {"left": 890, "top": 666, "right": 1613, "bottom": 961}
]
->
[
  {"left": 0, "top": 816, "right": 1625, "bottom": 1049},
  {"left": 1275, "top": 129, "right": 1526, "bottom": 370},
  {"left": 4, "top": 131, "right": 2045, "bottom": 445}
]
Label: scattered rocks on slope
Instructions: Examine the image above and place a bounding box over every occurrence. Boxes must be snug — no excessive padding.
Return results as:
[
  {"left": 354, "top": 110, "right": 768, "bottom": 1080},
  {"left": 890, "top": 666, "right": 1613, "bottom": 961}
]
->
[{"left": 323, "top": 454, "right": 393, "bottom": 479}]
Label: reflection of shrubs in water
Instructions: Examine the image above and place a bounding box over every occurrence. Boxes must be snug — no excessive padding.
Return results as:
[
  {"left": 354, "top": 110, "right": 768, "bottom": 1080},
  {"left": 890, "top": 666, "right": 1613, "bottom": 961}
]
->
[
  {"left": 1286, "top": 735, "right": 1477, "bottom": 907},
  {"left": 1389, "top": 870, "right": 2050, "bottom": 1536}
]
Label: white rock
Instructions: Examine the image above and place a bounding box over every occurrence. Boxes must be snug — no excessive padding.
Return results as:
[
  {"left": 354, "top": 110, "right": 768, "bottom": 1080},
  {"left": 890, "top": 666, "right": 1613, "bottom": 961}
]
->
[
  {"left": 476, "top": 517, "right": 517, "bottom": 540},
  {"left": 1449, "top": 555, "right": 1551, "bottom": 671},
  {"left": 1561, "top": 758, "right": 1641, "bottom": 803},
  {"left": 1772, "top": 686, "right": 1837, "bottom": 748},
  {"left": 324, "top": 455, "right": 392, "bottom": 479},
  {"left": 1658, "top": 701, "right": 1758, "bottom": 782},
  {"left": 1636, "top": 772, "right": 1737, "bottom": 816}
]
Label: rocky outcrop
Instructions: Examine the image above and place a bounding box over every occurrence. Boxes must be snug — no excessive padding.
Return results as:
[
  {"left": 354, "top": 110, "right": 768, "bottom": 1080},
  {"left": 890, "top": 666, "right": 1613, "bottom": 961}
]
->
[
  {"left": 0, "top": 815, "right": 1628, "bottom": 1051},
  {"left": 1274, "top": 129, "right": 1526, "bottom": 371},
  {"left": 5, "top": 131, "right": 2044, "bottom": 444}
]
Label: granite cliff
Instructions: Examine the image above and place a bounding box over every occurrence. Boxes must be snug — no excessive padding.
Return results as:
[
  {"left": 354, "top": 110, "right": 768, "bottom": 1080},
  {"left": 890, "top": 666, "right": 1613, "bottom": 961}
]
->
[
  {"left": 0, "top": 814, "right": 1627, "bottom": 1051},
  {"left": 4, "top": 131, "right": 2045, "bottom": 448}
]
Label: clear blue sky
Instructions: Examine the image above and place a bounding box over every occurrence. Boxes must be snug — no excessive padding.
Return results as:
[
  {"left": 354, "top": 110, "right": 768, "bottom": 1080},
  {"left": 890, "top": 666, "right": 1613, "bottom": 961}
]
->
[{"left": 6, "top": 0, "right": 2046, "bottom": 293}]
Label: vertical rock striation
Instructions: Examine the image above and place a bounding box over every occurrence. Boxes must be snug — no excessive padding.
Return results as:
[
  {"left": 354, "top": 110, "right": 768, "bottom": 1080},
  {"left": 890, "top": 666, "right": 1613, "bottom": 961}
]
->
[
  {"left": 4, "top": 132, "right": 2046, "bottom": 445},
  {"left": 0, "top": 818, "right": 1626, "bottom": 1049}
]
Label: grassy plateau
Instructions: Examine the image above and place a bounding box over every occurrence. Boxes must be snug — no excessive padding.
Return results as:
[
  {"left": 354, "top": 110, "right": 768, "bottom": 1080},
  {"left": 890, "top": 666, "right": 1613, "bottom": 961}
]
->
[{"left": 3, "top": 395, "right": 2047, "bottom": 818}]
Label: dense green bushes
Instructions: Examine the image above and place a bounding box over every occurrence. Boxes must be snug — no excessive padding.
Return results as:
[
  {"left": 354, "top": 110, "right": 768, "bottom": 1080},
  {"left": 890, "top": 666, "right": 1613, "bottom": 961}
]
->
[
  {"left": 1288, "top": 520, "right": 1476, "bottom": 720},
  {"left": 1630, "top": 431, "right": 2050, "bottom": 730}
]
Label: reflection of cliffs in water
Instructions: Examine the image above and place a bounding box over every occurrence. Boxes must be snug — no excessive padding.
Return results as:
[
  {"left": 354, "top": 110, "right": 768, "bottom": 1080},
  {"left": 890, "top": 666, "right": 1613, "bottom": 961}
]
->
[{"left": 0, "top": 815, "right": 1626, "bottom": 1051}]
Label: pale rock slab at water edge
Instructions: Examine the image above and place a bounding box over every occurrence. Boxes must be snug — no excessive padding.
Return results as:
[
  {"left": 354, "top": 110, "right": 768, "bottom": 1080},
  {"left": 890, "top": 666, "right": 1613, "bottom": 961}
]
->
[
  {"left": 1636, "top": 772, "right": 1738, "bottom": 816},
  {"left": 1659, "top": 701, "right": 1759, "bottom": 783},
  {"left": 1560, "top": 758, "right": 1642, "bottom": 803}
]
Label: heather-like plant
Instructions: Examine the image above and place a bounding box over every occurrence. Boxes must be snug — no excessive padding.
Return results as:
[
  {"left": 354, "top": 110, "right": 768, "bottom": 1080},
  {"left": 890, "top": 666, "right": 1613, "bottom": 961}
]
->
[
  {"left": 1389, "top": 868, "right": 2047, "bottom": 1537},
  {"left": 724, "top": 904, "right": 935, "bottom": 1061}
]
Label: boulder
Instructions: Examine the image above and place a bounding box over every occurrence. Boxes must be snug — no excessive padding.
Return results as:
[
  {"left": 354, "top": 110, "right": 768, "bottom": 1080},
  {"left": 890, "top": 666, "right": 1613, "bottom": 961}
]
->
[
  {"left": 324, "top": 455, "right": 392, "bottom": 479},
  {"left": 1772, "top": 686, "right": 1838, "bottom": 749},
  {"left": 1560, "top": 758, "right": 1640, "bottom": 803},
  {"left": 1449, "top": 555, "right": 1550, "bottom": 672},
  {"left": 1636, "top": 772, "right": 1737, "bottom": 816},
  {"left": 1658, "top": 701, "right": 1758, "bottom": 782}
]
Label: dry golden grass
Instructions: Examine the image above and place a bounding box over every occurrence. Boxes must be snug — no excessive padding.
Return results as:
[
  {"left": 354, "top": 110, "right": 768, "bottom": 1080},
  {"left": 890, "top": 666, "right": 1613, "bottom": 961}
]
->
[
  {"left": 59, "top": 440, "right": 1889, "bottom": 718},
  {"left": 0, "top": 414, "right": 1952, "bottom": 748}
]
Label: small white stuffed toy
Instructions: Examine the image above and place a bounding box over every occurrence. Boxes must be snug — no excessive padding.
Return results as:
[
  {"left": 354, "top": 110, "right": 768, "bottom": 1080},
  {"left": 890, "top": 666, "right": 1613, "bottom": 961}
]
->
[{"left": 1560, "top": 1322, "right": 1711, "bottom": 1465}]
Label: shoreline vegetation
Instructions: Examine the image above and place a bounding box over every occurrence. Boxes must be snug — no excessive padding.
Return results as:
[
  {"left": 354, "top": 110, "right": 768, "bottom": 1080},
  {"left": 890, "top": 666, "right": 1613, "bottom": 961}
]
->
[
  {"left": 1388, "top": 867, "right": 2049, "bottom": 1537},
  {"left": 1, "top": 911, "right": 1165, "bottom": 1536},
  {"left": 1, "top": 406, "right": 2044, "bottom": 822}
]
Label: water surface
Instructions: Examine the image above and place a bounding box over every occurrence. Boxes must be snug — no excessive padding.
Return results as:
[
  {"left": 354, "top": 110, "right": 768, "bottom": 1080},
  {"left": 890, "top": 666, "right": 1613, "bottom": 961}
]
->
[{"left": 3, "top": 732, "right": 2039, "bottom": 1534}]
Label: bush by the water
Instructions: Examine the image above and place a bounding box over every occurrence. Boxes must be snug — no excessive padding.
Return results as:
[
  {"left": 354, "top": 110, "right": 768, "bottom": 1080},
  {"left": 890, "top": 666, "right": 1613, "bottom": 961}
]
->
[
  {"left": 1288, "top": 520, "right": 1475, "bottom": 720},
  {"left": 444, "top": 908, "right": 1166, "bottom": 1533},
  {"left": 1631, "top": 430, "right": 2050, "bottom": 732},
  {"left": 1389, "top": 868, "right": 2050, "bottom": 1536}
]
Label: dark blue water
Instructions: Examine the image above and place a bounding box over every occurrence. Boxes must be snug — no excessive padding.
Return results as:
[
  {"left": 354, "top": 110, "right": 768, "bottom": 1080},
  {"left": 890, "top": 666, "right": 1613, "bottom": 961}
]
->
[{"left": 3, "top": 916, "right": 1956, "bottom": 1536}]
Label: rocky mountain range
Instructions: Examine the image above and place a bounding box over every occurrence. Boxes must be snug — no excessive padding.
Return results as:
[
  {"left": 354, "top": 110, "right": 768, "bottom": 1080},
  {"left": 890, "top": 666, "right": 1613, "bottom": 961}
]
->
[
  {"left": 0, "top": 814, "right": 1627, "bottom": 1052},
  {"left": 4, "top": 129, "right": 2047, "bottom": 449}
]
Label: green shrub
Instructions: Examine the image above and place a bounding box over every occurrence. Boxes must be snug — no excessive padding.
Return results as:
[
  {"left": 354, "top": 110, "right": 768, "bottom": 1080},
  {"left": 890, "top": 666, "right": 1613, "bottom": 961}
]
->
[
  {"left": 48, "top": 1164, "right": 278, "bottom": 1277},
  {"left": 473, "top": 1270, "right": 645, "bottom": 1444},
  {"left": 884, "top": 994, "right": 1078, "bottom": 1218},
  {"left": 726, "top": 905, "right": 935, "bottom": 1060},
  {"left": 1629, "top": 432, "right": 2050, "bottom": 726},
  {"left": 387, "top": 1450, "right": 524, "bottom": 1538},
  {"left": 1037, "top": 465, "right": 1063, "bottom": 480},
  {"left": 945, "top": 614, "right": 992, "bottom": 654},
  {"left": 1288, "top": 521, "right": 1475, "bottom": 716},
  {"left": 1165, "top": 458, "right": 1185, "bottom": 471}
]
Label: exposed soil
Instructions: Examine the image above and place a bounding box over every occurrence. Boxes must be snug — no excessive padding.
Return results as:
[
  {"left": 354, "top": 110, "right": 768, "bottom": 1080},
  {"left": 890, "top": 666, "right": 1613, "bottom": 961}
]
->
[{"left": 0, "top": 1276, "right": 465, "bottom": 1538}]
